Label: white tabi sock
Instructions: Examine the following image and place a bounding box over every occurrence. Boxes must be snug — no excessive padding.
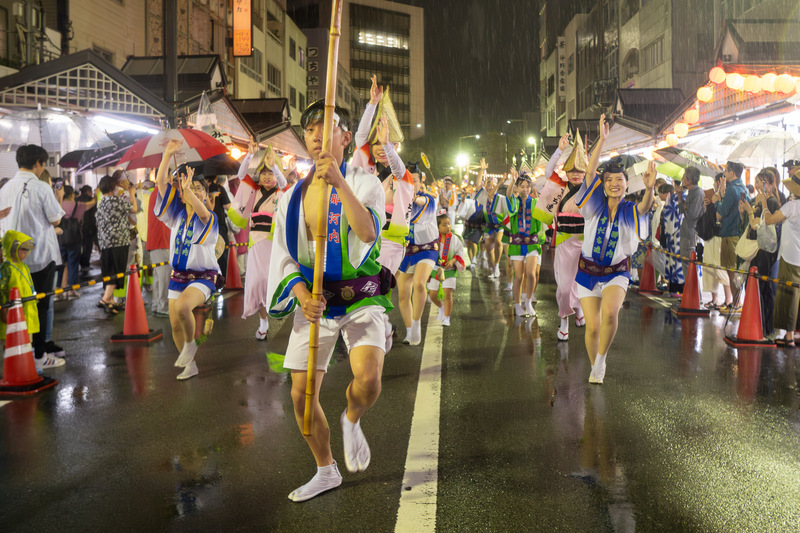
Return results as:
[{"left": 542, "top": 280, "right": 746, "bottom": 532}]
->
[
  {"left": 590, "top": 353, "right": 607, "bottom": 384},
  {"left": 288, "top": 461, "right": 343, "bottom": 502},
  {"left": 175, "top": 341, "right": 198, "bottom": 368},
  {"left": 560, "top": 317, "right": 570, "bottom": 333},
  {"left": 259, "top": 316, "right": 269, "bottom": 332},
  {"left": 409, "top": 320, "right": 422, "bottom": 345}
]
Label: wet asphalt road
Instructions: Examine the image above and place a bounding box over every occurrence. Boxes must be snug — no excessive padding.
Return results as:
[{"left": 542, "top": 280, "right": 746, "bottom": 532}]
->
[{"left": 2, "top": 254, "right": 800, "bottom": 532}]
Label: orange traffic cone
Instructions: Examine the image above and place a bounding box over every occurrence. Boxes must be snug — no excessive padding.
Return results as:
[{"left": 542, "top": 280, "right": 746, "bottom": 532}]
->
[
  {"left": 632, "top": 246, "right": 663, "bottom": 296},
  {"left": 673, "top": 251, "right": 709, "bottom": 317},
  {"left": 0, "top": 287, "right": 57, "bottom": 396},
  {"left": 111, "top": 265, "right": 163, "bottom": 343},
  {"left": 725, "top": 266, "right": 775, "bottom": 347},
  {"left": 224, "top": 245, "right": 244, "bottom": 290}
]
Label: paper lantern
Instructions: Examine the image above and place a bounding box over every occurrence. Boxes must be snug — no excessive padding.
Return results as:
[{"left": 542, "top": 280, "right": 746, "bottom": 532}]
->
[
  {"left": 743, "top": 75, "right": 762, "bottom": 93},
  {"left": 709, "top": 67, "right": 727, "bottom": 84},
  {"left": 795, "top": 78, "right": 800, "bottom": 94},
  {"left": 684, "top": 108, "right": 700, "bottom": 124},
  {"left": 776, "top": 74, "right": 795, "bottom": 94},
  {"left": 697, "top": 86, "right": 713, "bottom": 102},
  {"left": 726, "top": 73, "right": 744, "bottom": 90},
  {"left": 674, "top": 123, "right": 689, "bottom": 138},
  {"left": 666, "top": 134, "right": 679, "bottom": 147},
  {"left": 762, "top": 73, "right": 777, "bottom": 92}
]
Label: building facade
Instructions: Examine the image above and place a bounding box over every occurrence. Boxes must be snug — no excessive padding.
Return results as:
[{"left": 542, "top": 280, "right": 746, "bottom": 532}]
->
[{"left": 289, "top": 0, "right": 425, "bottom": 140}]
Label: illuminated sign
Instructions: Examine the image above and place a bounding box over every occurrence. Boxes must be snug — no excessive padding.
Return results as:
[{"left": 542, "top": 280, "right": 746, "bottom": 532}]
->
[{"left": 233, "top": 0, "right": 252, "bottom": 57}]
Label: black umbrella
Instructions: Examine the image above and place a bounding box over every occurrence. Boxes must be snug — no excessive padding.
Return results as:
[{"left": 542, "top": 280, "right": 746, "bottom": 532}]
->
[
  {"left": 58, "top": 150, "right": 86, "bottom": 168},
  {"left": 187, "top": 153, "right": 242, "bottom": 177},
  {"left": 73, "top": 130, "right": 150, "bottom": 174}
]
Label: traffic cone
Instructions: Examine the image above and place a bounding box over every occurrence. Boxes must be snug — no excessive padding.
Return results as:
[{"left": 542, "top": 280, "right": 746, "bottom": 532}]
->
[
  {"left": 0, "top": 287, "right": 57, "bottom": 396},
  {"left": 672, "top": 251, "right": 709, "bottom": 317},
  {"left": 632, "top": 246, "right": 663, "bottom": 295},
  {"left": 224, "top": 245, "right": 243, "bottom": 290},
  {"left": 111, "top": 265, "right": 163, "bottom": 343},
  {"left": 725, "top": 266, "right": 775, "bottom": 347}
]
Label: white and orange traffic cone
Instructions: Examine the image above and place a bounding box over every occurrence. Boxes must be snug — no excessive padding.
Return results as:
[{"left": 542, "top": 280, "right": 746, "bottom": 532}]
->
[
  {"left": 110, "top": 265, "right": 163, "bottom": 343},
  {"left": 0, "top": 287, "right": 57, "bottom": 396}
]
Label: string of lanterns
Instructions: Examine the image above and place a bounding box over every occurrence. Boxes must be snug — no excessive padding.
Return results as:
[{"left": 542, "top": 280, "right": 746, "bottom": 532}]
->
[{"left": 661, "top": 66, "right": 798, "bottom": 147}]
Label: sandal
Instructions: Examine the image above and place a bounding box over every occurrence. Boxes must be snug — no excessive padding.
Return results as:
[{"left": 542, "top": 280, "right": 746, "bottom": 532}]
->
[
  {"left": 98, "top": 300, "right": 118, "bottom": 315},
  {"left": 776, "top": 338, "right": 796, "bottom": 348}
]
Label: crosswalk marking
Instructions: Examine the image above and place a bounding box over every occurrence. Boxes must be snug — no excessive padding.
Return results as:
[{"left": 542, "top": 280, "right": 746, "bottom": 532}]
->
[{"left": 395, "top": 305, "right": 442, "bottom": 532}]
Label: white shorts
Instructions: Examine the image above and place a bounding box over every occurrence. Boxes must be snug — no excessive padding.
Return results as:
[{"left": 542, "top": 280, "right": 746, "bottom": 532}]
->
[
  {"left": 427, "top": 277, "right": 457, "bottom": 291},
  {"left": 399, "top": 258, "right": 436, "bottom": 275},
  {"left": 283, "top": 305, "right": 387, "bottom": 372},
  {"left": 577, "top": 276, "right": 630, "bottom": 299},
  {"left": 168, "top": 282, "right": 213, "bottom": 301},
  {"left": 510, "top": 250, "right": 541, "bottom": 262}
]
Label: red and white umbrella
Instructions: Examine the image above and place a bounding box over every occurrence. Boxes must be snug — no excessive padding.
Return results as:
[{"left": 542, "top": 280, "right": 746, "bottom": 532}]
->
[{"left": 116, "top": 129, "right": 228, "bottom": 170}]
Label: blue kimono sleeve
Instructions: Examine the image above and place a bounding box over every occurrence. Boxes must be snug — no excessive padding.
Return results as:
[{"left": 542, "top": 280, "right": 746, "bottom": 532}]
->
[
  {"left": 154, "top": 183, "right": 185, "bottom": 227},
  {"left": 191, "top": 211, "right": 218, "bottom": 245}
]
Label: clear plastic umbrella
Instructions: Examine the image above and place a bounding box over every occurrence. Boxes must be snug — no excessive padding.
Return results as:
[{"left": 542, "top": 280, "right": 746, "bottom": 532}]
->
[
  {"left": 0, "top": 104, "right": 111, "bottom": 153},
  {"left": 727, "top": 129, "right": 800, "bottom": 168}
]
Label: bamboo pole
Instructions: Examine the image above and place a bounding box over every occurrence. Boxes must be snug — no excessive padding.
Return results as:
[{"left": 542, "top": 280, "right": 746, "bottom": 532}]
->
[{"left": 304, "top": 0, "right": 343, "bottom": 437}]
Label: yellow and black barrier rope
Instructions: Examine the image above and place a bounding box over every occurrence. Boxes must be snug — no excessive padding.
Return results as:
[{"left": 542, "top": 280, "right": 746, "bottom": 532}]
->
[
  {"left": 647, "top": 243, "right": 800, "bottom": 289},
  {"left": 226, "top": 242, "right": 249, "bottom": 248},
  {"left": 0, "top": 261, "right": 171, "bottom": 309}
]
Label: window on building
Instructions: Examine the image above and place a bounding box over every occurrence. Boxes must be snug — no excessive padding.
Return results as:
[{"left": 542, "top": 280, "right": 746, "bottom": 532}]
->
[
  {"left": 267, "top": 62, "right": 281, "bottom": 95},
  {"left": 299, "top": 92, "right": 306, "bottom": 111},
  {"left": 290, "top": 86, "right": 297, "bottom": 108},
  {"left": 290, "top": 37, "right": 297, "bottom": 60},
  {"left": 241, "top": 48, "right": 263, "bottom": 83},
  {"left": 0, "top": 7, "right": 8, "bottom": 61},
  {"left": 642, "top": 34, "right": 664, "bottom": 73},
  {"left": 299, "top": 47, "right": 305, "bottom": 68}
]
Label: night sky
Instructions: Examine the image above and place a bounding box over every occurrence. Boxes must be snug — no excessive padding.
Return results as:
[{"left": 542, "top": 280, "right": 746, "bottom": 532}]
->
[{"left": 396, "top": 0, "right": 540, "bottom": 143}]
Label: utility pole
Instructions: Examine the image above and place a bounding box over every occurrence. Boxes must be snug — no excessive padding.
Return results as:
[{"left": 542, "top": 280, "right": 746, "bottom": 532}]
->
[{"left": 164, "top": 0, "right": 178, "bottom": 127}]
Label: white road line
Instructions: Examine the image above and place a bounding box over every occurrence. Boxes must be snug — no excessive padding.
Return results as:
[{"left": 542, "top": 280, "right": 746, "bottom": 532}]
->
[{"left": 395, "top": 305, "right": 442, "bottom": 533}]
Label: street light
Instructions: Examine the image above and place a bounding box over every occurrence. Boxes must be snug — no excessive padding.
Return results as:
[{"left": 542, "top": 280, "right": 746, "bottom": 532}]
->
[{"left": 456, "top": 153, "right": 469, "bottom": 187}]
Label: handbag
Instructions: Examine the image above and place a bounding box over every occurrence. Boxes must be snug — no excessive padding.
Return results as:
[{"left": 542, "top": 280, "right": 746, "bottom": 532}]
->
[
  {"left": 735, "top": 225, "right": 759, "bottom": 261},
  {"left": 58, "top": 201, "right": 81, "bottom": 248},
  {"left": 756, "top": 216, "right": 778, "bottom": 253}
]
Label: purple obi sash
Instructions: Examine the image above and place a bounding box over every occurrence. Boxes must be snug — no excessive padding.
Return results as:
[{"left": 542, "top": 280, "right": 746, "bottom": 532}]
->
[
  {"left": 170, "top": 269, "right": 224, "bottom": 291},
  {"left": 578, "top": 256, "right": 629, "bottom": 277},
  {"left": 510, "top": 234, "right": 540, "bottom": 245},
  {"left": 405, "top": 241, "right": 438, "bottom": 256},
  {"left": 322, "top": 266, "right": 395, "bottom": 308}
]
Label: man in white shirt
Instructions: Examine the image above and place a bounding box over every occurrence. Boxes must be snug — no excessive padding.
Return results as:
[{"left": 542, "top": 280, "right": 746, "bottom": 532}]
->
[{"left": 0, "top": 145, "right": 66, "bottom": 370}]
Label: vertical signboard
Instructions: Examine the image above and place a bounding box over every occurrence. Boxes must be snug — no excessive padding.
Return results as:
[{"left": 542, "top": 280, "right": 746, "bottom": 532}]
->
[
  {"left": 305, "top": 29, "right": 328, "bottom": 104},
  {"left": 557, "top": 36, "right": 567, "bottom": 101},
  {"left": 233, "top": 0, "right": 252, "bottom": 57}
]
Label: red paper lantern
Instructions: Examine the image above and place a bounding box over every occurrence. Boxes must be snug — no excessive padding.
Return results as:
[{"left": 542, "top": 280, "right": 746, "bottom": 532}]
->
[
  {"left": 674, "top": 123, "right": 689, "bottom": 138},
  {"left": 709, "top": 67, "right": 727, "bottom": 84},
  {"left": 697, "top": 86, "right": 713, "bottom": 102},
  {"left": 776, "top": 74, "right": 795, "bottom": 94},
  {"left": 743, "top": 75, "right": 762, "bottom": 93},
  {"left": 666, "top": 134, "right": 679, "bottom": 147},
  {"left": 726, "top": 73, "right": 744, "bottom": 91},
  {"left": 762, "top": 73, "right": 777, "bottom": 92},
  {"left": 684, "top": 109, "right": 700, "bottom": 124}
]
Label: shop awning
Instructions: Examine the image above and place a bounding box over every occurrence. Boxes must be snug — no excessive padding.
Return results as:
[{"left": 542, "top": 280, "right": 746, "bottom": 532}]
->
[
  {"left": 180, "top": 91, "right": 255, "bottom": 143},
  {"left": 230, "top": 98, "right": 291, "bottom": 136},
  {"left": 258, "top": 121, "right": 309, "bottom": 159}
]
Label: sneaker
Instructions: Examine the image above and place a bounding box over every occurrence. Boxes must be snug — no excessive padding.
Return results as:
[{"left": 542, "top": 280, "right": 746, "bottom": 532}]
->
[
  {"left": 67, "top": 290, "right": 81, "bottom": 300},
  {"left": 35, "top": 353, "right": 65, "bottom": 371},
  {"left": 152, "top": 310, "right": 170, "bottom": 318},
  {"left": 53, "top": 293, "right": 67, "bottom": 302},
  {"left": 45, "top": 341, "right": 65, "bottom": 358},
  {"left": 442, "top": 316, "right": 451, "bottom": 327}
]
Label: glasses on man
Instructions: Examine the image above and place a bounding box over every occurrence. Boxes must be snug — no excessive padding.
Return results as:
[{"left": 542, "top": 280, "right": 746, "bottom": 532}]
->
[{"left": 188, "top": 185, "right": 205, "bottom": 194}]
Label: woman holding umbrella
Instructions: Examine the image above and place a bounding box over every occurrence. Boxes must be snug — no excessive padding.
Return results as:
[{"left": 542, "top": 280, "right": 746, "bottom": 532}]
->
[
  {"left": 575, "top": 115, "right": 656, "bottom": 384},
  {"left": 155, "top": 138, "right": 222, "bottom": 380}
]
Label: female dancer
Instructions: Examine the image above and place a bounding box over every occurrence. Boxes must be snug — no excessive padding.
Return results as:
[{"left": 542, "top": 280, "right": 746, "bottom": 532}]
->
[
  {"left": 505, "top": 174, "right": 542, "bottom": 316},
  {"left": 537, "top": 133, "right": 588, "bottom": 340},
  {"left": 228, "top": 143, "right": 287, "bottom": 339},
  {"left": 397, "top": 166, "right": 438, "bottom": 345},
  {"left": 156, "top": 139, "right": 222, "bottom": 380},
  {"left": 575, "top": 115, "right": 656, "bottom": 384}
]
